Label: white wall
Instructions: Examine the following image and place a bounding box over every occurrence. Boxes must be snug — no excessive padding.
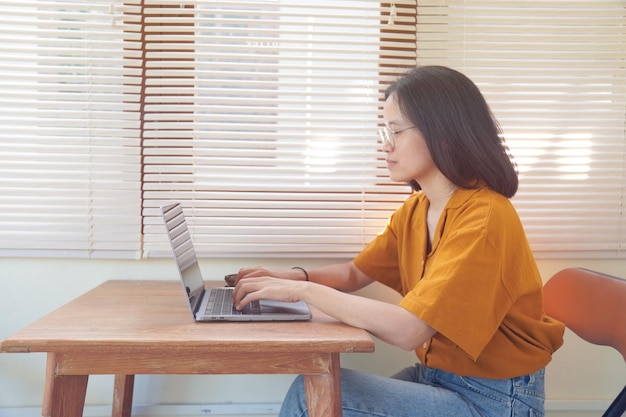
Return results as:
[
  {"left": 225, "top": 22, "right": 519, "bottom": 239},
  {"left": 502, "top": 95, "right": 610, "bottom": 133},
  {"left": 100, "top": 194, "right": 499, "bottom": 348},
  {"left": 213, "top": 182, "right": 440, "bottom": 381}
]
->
[{"left": 1, "top": 257, "right": 625, "bottom": 416}]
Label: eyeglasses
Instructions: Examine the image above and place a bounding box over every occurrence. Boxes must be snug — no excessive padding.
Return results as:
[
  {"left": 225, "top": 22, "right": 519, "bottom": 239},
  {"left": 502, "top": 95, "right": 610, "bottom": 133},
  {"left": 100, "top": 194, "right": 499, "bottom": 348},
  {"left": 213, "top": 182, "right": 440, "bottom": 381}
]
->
[{"left": 377, "top": 125, "right": 418, "bottom": 149}]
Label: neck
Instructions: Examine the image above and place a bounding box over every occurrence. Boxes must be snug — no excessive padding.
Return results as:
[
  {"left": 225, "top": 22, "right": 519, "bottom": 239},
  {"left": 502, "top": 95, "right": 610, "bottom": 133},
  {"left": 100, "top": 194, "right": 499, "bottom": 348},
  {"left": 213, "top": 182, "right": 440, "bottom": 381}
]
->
[
  {"left": 423, "top": 179, "right": 456, "bottom": 247},
  {"left": 421, "top": 176, "right": 457, "bottom": 210}
]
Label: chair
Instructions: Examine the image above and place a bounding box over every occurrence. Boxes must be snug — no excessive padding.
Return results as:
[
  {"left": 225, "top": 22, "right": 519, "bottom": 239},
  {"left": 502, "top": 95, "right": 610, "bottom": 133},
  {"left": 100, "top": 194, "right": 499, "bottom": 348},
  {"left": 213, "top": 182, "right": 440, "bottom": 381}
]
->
[{"left": 543, "top": 268, "right": 626, "bottom": 417}]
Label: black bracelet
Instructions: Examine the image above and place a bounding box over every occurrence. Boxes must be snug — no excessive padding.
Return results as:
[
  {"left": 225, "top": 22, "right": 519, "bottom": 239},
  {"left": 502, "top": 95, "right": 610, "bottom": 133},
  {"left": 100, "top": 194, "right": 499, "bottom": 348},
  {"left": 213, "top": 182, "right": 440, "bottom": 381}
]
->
[{"left": 292, "top": 266, "right": 309, "bottom": 281}]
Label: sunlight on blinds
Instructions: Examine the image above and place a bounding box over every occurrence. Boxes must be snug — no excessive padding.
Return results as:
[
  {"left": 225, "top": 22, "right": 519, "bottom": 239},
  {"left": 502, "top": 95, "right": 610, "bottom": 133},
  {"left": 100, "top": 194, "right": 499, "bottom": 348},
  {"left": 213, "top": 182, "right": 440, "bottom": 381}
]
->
[
  {"left": 416, "top": 0, "right": 626, "bottom": 256},
  {"left": 2, "top": 1, "right": 624, "bottom": 259},
  {"left": 141, "top": 0, "right": 418, "bottom": 258}
]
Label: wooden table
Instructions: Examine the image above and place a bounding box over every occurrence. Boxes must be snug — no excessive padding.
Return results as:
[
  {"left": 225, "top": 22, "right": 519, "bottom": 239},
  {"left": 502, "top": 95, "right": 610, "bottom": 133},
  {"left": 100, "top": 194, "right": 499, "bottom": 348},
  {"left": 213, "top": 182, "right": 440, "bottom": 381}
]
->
[{"left": 0, "top": 280, "right": 374, "bottom": 417}]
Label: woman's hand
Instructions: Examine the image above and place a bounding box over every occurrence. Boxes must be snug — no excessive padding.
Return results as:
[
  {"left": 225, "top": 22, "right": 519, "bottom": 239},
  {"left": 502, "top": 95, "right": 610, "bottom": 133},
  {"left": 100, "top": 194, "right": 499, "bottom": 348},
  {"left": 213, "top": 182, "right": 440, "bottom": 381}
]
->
[
  {"left": 232, "top": 276, "right": 308, "bottom": 310},
  {"left": 236, "top": 266, "right": 307, "bottom": 283}
]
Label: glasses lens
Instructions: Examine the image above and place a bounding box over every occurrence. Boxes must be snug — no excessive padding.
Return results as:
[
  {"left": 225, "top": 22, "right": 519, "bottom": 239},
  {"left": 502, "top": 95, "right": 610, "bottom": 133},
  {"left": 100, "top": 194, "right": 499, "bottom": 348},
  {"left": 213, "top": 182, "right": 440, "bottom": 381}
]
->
[{"left": 378, "top": 126, "right": 394, "bottom": 148}]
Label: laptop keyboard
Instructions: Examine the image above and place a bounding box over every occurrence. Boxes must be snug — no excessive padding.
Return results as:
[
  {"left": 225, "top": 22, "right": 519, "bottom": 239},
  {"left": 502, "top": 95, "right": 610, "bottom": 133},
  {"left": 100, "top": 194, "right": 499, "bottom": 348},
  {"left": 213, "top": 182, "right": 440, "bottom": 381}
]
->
[{"left": 206, "top": 288, "right": 261, "bottom": 315}]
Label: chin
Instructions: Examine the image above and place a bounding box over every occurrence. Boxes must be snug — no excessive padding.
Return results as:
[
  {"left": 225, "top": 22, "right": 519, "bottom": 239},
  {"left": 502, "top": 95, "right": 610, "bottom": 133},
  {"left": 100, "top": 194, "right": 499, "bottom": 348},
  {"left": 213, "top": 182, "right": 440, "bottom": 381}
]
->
[{"left": 389, "top": 174, "right": 410, "bottom": 183}]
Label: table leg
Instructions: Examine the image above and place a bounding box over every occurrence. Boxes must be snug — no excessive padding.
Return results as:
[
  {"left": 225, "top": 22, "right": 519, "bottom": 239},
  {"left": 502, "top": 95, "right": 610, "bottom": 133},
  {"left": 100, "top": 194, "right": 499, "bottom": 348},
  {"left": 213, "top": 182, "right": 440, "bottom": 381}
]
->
[
  {"left": 304, "top": 352, "right": 342, "bottom": 417},
  {"left": 112, "top": 375, "right": 135, "bottom": 417},
  {"left": 42, "top": 353, "right": 56, "bottom": 416},
  {"left": 41, "top": 353, "right": 88, "bottom": 417}
]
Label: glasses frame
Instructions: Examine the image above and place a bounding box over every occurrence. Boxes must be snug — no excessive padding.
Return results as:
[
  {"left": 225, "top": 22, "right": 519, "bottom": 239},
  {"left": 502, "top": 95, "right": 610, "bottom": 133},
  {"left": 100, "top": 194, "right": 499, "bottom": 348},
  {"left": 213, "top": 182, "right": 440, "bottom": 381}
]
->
[{"left": 377, "top": 125, "right": 418, "bottom": 149}]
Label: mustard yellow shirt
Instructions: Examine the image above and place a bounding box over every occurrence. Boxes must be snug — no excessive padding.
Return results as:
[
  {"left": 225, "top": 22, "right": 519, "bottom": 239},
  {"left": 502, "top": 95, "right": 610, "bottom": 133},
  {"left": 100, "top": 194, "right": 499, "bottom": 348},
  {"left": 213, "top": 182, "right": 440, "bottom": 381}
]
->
[{"left": 354, "top": 186, "right": 564, "bottom": 379}]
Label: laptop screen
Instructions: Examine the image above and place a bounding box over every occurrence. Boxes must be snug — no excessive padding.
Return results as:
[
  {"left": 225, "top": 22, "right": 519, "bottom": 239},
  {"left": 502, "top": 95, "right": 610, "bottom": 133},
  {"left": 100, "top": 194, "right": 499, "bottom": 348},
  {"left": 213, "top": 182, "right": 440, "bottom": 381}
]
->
[{"left": 161, "top": 203, "right": 205, "bottom": 311}]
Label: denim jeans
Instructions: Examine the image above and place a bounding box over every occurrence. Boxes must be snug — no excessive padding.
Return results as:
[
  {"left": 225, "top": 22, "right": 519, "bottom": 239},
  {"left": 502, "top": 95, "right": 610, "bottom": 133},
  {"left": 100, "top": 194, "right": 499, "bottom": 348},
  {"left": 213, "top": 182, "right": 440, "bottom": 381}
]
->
[{"left": 278, "top": 364, "right": 545, "bottom": 417}]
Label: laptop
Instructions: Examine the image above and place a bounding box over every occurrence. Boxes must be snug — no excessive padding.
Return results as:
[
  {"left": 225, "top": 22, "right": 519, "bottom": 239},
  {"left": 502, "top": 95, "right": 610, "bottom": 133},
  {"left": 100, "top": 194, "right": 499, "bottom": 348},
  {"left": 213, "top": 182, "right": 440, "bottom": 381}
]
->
[{"left": 161, "top": 203, "right": 312, "bottom": 322}]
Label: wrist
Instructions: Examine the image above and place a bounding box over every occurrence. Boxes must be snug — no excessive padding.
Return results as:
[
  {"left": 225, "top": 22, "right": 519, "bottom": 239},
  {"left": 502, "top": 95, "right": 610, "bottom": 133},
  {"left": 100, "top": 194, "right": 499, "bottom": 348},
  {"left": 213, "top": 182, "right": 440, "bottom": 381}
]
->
[{"left": 291, "top": 266, "right": 309, "bottom": 281}]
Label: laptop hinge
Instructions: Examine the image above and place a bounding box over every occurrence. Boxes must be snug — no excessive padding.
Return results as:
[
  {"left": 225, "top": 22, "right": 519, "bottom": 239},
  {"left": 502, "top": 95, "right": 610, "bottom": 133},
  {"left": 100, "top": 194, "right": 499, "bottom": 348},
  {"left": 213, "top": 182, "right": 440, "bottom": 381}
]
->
[{"left": 190, "top": 287, "right": 205, "bottom": 315}]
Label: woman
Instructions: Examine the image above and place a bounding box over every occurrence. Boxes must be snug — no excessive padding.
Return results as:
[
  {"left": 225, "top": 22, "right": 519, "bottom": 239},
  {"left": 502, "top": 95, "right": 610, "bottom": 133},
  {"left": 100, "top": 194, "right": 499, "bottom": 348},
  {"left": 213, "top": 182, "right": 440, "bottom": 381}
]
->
[{"left": 233, "top": 65, "right": 564, "bottom": 417}]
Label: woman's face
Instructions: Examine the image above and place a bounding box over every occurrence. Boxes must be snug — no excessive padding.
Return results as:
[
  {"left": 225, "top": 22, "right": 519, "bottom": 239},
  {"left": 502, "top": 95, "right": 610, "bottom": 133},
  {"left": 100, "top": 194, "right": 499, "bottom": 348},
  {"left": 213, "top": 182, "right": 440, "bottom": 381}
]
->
[{"left": 382, "top": 94, "right": 439, "bottom": 184}]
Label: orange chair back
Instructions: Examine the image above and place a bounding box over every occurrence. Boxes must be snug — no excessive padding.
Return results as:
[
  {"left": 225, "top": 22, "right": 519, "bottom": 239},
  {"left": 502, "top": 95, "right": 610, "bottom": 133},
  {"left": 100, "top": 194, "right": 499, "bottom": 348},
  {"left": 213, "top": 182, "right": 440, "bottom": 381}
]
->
[{"left": 543, "top": 267, "right": 626, "bottom": 361}]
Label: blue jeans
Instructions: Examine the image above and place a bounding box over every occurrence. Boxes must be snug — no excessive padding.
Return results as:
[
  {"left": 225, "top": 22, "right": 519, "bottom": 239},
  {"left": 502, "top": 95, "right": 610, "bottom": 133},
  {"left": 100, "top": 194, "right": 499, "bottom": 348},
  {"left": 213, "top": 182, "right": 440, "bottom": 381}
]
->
[{"left": 278, "top": 364, "right": 545, "bottom": 417}]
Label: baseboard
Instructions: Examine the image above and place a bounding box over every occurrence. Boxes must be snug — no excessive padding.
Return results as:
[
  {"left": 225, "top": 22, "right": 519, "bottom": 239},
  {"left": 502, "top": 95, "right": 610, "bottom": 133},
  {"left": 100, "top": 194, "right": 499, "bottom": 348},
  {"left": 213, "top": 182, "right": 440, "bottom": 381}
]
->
[
  {"left": 0, "top": 400, "right": 610, "bottom": 417},
  {"left": 0, "top": 402, "right": 282, "bottom": 417},
  {"left": 547, "top": 399, "right": 612, "bottom": 411}
]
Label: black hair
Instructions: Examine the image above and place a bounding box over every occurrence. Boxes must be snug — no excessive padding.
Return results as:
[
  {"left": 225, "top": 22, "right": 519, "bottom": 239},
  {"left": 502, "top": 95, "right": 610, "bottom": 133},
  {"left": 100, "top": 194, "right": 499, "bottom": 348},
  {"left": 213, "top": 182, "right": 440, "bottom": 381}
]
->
[{"left": 385, "top": 65, "right": 518, "bottom": 198}]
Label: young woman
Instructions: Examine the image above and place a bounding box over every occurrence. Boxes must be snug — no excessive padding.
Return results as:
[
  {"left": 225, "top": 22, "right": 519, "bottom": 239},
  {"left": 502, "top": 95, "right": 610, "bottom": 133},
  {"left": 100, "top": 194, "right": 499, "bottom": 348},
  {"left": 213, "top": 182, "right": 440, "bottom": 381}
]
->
[{"left": 233, "top": 65, "right": 564, "bottom": 417}]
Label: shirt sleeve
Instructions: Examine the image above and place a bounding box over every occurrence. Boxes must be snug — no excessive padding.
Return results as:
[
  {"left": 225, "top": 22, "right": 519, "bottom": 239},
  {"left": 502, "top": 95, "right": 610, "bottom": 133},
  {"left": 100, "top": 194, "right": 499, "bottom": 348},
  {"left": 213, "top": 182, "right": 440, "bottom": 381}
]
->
[{"left": 353, "top": 212, "right": 403, "bottom": 293}]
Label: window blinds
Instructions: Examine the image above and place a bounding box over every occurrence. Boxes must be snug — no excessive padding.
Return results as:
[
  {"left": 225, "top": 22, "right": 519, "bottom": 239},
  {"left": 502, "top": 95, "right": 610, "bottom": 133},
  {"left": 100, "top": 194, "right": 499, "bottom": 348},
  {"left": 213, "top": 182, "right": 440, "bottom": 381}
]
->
[
  {"left": 416, "top": 0, "right": 626, "bottom": 257},
  {"left": 140, "top": 1, "right": 419, "bottom": 258},
  {"left": 0, "top": 1, "right": 143, "bottom": 258},
  {"left": 1, "top": 1, "right": 625, "bottom": 260}
]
